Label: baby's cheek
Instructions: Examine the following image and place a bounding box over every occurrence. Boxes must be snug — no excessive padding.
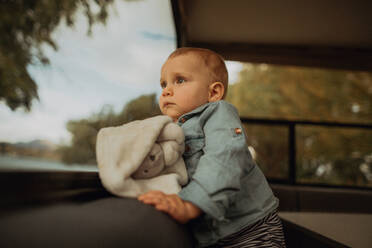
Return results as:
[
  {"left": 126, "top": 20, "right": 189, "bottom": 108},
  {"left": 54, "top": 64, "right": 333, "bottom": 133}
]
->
[
  {"left": 158, "top": 101, "right": 167, "bottom": 115},
  {"left": 160, "top": 107, "right": 166, "bottom": 115},
  {"left": 179, "top": 96, "right": 197, "bottom": 111}
]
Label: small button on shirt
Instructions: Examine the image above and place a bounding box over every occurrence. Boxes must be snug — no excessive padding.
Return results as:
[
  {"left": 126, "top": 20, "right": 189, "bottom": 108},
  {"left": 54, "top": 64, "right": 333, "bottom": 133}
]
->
[{"left": 177, "top": 101, "right": 278, "bottom": 247}]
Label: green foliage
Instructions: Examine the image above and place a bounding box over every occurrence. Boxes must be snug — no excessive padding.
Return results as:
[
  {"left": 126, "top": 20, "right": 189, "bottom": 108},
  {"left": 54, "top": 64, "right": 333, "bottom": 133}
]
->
[
  {"left": 227, "top": 64, "right": 372, "bottom": 123},
  {"left": 227, "top": 64, "right": 372, "bottom": 187},
  {"left": 58, "top": 94, "right": 161, "bottom": 164},
  {"left": 0, "top": 0, "right": 115, "bottom": 111}
]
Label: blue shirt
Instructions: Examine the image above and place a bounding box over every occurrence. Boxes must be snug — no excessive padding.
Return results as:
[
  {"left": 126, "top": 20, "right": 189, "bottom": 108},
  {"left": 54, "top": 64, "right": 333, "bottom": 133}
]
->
[{"left": 177, "top": 100, "right": 278, "bottom": 247}]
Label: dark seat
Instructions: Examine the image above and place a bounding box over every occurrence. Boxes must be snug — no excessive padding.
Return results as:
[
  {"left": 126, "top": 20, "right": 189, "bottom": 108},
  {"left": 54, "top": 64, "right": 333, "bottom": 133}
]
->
[{"left": 0, "top": 196, "right": 194, "bottom": 248}]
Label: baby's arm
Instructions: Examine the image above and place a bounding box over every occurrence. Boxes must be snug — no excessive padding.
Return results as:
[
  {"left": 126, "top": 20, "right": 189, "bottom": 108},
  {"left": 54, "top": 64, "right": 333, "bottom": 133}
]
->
[{"left": 138, "top": 191, "right": 202, "bottom": 224}]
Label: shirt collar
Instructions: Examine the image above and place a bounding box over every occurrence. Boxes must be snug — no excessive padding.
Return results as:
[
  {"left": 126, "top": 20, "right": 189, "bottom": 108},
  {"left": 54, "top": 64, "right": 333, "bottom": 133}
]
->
[{"left": 177, "top": 102, "right": 214, "bottom": 124}]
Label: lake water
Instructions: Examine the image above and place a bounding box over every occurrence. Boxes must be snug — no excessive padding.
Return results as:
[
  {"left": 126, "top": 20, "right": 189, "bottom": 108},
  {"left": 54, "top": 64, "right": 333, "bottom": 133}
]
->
[{"left": 0, "top": 155, "right": 98, "bottom": 172}]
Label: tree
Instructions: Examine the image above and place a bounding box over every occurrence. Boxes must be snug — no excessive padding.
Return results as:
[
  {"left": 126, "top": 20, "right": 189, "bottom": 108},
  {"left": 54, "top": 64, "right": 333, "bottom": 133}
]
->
[
  {"left": 0, "top": 0, "right": 116, "bottom": 111},
  {"left": 58, "top": 93, "right": 161, "bottom": 164}
]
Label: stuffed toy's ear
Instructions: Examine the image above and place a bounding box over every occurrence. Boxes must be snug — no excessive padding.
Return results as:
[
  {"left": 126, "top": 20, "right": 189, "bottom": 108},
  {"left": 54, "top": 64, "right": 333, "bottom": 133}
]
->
[
  {"left": 159, "top": 141, "right": 184, "bottom": 166},
  {"left": 158, "top": 122, "right": 184, "bottom": 144},
  {"left": 131, "top": 143, "right": 165, "bottom": 179}
]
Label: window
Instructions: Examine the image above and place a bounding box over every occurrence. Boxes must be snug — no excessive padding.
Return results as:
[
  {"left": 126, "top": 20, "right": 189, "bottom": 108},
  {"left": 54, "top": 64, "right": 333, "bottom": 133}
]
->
[
  {"left": 0, "top": 0, "right": 176, "bottom": 172},
  {"left": 227, "top": 63, "right": 372, "bottom": 188}
]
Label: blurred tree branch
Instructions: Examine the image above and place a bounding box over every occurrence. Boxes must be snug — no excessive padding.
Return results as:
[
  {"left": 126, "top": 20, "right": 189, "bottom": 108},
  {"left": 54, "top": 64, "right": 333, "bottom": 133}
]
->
[{"left": 0, "top": 0, "right": 118, "bottom": 111}]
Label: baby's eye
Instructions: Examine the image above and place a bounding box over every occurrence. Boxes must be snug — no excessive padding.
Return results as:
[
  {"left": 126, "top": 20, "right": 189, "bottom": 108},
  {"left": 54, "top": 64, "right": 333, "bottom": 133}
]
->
[
  {"left": 175, "top": 77, "right": 186, "bottom": 84},
  {"left": 160, "top": 81, "right": 167, "bottom": 89}
]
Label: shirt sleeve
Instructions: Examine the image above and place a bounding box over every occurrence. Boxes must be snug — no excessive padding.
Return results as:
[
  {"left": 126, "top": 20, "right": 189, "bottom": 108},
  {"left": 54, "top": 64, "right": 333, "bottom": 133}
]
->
[{"left": 178, "top": 101, "right": 255, "bottom": 221}]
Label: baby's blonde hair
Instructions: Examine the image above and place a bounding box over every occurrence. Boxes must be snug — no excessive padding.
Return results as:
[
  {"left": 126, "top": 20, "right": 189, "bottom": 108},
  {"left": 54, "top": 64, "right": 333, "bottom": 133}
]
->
[{"left": 168, "top": 47, "right": 229, "bottom": 98}]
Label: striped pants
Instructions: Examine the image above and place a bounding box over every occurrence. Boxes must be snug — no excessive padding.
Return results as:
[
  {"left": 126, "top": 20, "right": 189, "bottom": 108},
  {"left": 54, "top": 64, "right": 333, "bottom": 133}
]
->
[{"left": 208, "top": 210, "right": 286, "bottom": 248}]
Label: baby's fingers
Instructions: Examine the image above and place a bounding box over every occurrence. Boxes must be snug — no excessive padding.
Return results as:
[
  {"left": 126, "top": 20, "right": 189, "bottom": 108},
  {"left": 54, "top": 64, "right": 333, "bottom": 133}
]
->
[
  {"left": 138, "top": 191, "right": 164, "bottom": 201},
  {"left": 141, "top": 197, "right": 163, "bottom": 205},
  {"left": 140, "top": 190, "right": 165, "bottom": 198},
  {"left": 155, "top": 203, "right": 170, "bottom": 213}
]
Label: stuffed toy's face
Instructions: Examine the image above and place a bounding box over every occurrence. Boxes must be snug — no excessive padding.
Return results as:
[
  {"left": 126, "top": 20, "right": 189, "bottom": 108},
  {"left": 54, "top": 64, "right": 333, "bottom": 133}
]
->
[{"left": 132, "top": 143, "right": 165, "bottom": 179}]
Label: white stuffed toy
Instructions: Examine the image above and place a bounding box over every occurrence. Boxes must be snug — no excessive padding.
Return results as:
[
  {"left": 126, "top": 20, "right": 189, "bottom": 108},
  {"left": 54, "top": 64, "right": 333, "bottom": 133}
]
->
[{"left": 96, "top": 115, "right": 188, "bottom": 198}]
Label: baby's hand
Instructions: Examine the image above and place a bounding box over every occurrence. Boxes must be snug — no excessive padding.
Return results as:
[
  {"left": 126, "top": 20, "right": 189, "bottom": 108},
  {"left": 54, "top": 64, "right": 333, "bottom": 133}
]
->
[{"left": 138, "top": 191, "right": 202, "bottom": 224}]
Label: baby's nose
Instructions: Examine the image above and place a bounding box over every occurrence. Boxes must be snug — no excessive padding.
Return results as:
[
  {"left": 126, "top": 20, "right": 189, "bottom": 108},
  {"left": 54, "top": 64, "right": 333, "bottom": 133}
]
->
[{"left": 162, "top": 86, "right": 173, "bottom": 96}]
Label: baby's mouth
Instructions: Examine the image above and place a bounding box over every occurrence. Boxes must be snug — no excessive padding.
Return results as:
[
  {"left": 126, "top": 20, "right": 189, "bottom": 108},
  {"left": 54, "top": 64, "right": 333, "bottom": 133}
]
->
[{"left": 164, "top": 102, "right": 175, "bottom": 108}]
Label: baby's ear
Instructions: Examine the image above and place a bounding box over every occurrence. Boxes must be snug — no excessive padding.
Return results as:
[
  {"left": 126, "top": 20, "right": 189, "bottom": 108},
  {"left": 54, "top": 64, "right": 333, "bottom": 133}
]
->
[{"left": 208, "top": 82, "right": 225, "bottom": 102}]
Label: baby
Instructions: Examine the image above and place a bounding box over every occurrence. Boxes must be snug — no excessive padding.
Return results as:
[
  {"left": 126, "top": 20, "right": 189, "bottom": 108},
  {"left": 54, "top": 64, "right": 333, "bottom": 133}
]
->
[{"left": 138, "top": 47, "right": 285, "bottom": 247}]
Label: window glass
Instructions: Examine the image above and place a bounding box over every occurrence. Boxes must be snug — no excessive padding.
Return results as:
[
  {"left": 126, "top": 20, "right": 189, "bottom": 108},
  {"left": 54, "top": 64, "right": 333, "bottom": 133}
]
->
[
  {"left": 227, "top": 63, "right": 372, "bottom": 187},
  {"left": 227, "top": 63, "right": 372, "bottom": 124},
  {"left": 0, "top": 0, "right": 176, "bottom": 171},
  {"left": 297, "top": 126, "right": 372, "bottom": 188}
]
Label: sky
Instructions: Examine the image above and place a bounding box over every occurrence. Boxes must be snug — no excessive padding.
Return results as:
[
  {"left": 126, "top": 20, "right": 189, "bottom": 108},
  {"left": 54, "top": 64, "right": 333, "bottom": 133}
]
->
[{"left": 0, "top": 0, "right": 243, "bottom": 145}]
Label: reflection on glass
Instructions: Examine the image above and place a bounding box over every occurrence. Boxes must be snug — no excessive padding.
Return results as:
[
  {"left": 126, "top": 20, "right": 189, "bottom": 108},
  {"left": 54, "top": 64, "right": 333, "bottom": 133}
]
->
[
  {"left": 243, "top": 124, "right": 288, "bottom": 179},
  {"left": 297, "top": 126, "right": 372, "bottom": 187}
]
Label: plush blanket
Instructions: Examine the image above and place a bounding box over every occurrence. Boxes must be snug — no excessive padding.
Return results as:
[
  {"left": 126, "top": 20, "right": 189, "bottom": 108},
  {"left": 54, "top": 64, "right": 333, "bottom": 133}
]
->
[{"left": 96, "top": 115, "right": 188, "bottom": 198}]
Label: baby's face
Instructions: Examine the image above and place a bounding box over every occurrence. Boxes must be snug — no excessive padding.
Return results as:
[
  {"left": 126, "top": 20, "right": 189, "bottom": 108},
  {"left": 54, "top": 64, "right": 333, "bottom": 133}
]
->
[{"left": 159, "top": 53, "right": 212, "bottom": 122}]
